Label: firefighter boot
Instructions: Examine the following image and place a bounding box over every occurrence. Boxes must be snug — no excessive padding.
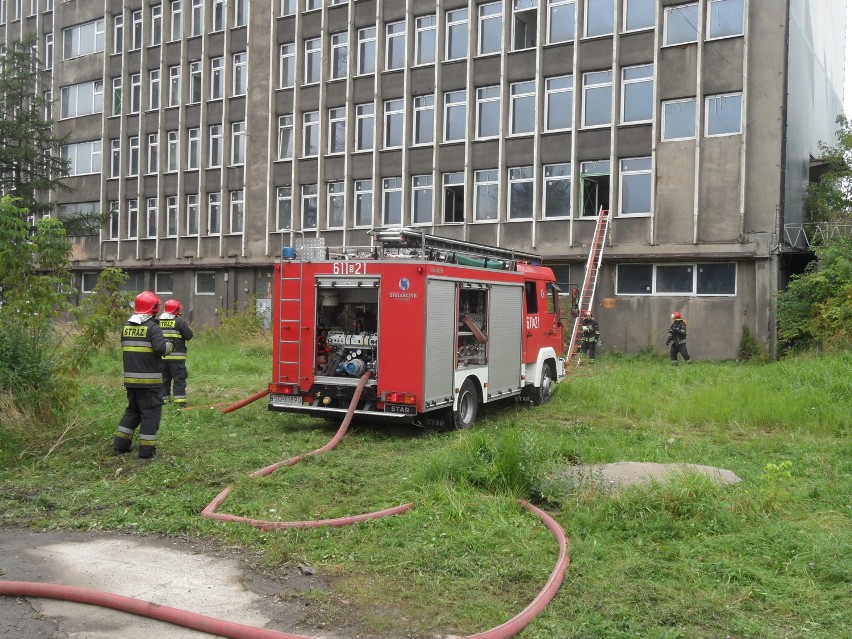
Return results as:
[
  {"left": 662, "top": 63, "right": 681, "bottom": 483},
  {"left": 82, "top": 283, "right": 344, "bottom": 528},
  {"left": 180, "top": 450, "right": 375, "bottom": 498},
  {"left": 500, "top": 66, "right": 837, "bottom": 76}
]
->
[
  {"left": 112, "top": 433, "right": 132, "bottom": 455},
  {"left": 138, "top": 445, "right": 157, "bottom": 460}
]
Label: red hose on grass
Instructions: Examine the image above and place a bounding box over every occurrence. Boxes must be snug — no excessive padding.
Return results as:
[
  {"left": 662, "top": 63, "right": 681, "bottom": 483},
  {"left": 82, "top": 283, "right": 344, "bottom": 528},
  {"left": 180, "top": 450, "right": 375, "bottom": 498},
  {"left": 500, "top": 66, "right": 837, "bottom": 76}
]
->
[{"left": 221, "top": 388, "right": 270, "bottom": 413}]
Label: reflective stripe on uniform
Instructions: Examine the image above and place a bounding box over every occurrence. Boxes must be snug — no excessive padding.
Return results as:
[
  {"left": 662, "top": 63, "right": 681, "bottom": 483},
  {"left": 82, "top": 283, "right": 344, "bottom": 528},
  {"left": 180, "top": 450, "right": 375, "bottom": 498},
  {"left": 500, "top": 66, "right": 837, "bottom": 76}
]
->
[
  {"left": 114, "top": 430, "right": 133, "bottom": 440},
  {"left": 162, "top": 354, "right": 187, "bottom": 361},
  {"left": 124, "top": 373, "right": 163, "bottom": 384}
]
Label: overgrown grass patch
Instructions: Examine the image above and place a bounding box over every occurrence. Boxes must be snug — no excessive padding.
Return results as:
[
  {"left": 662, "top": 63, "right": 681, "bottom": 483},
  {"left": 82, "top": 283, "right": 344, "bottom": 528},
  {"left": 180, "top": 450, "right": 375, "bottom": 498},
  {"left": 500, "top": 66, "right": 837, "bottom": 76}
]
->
[{"left": 1, "top": 342, "right": 849, "bottom": 638}]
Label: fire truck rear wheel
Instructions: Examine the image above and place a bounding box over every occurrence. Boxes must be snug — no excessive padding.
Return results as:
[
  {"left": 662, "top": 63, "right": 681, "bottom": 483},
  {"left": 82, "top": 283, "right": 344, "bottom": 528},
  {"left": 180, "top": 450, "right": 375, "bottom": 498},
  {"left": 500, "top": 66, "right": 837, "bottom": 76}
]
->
[
  {"left": 454, "top": 379, "right": 479, "bottom": 429},
  {"left": 530, "top": 363, "right": 555, "bottom": 406}
]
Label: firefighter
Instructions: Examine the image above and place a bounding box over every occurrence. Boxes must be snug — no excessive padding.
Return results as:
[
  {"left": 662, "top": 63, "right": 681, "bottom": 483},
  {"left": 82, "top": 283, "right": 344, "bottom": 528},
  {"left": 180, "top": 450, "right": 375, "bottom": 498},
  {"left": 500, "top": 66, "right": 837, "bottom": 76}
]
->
[
  {"left": 159, "top": 298, "right": 194, "bottom": 407},
  {"left": 579, "top": 310, "right": 600, "bottom": 363},
  {"left": 666, "top": 311, "right": 692, "bottom": 364},
  {"left": 113, "top": 291, "right": 174, "bottom": 459}
]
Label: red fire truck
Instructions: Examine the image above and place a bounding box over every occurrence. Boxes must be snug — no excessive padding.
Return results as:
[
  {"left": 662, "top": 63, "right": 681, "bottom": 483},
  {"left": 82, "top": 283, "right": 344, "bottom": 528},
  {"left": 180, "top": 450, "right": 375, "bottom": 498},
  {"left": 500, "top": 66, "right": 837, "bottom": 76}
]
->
[{"left": 268, "top": 228, "right": 566, "bottom": 429}]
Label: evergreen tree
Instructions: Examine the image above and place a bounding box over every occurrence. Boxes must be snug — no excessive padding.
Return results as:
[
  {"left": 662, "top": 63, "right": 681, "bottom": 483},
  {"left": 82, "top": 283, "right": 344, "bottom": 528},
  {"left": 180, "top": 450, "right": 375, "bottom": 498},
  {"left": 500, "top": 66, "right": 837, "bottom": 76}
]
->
[{"left": 0, "top": 32, "right": 70, "bottom": 218}]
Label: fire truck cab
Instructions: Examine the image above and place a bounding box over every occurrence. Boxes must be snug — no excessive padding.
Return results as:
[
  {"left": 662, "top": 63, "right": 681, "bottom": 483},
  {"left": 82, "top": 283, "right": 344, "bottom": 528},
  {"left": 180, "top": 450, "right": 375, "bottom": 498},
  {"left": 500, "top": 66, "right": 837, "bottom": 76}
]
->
[{"left": 268, "top": 228, "right": 565, "bottom": 429}]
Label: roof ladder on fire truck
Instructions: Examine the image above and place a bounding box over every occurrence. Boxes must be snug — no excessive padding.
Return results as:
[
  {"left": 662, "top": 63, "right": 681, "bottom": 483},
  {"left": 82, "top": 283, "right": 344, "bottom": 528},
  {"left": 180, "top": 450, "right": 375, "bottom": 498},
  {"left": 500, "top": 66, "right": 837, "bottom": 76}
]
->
[
  {"left": 567, "top": 207, "right": 610, "bottom": 363},
  {"left": 277, "top": 257, "right": 305, "bottom": 387},
  {"left": 372, "top": 227, "right": 542, "bottom": 266}
]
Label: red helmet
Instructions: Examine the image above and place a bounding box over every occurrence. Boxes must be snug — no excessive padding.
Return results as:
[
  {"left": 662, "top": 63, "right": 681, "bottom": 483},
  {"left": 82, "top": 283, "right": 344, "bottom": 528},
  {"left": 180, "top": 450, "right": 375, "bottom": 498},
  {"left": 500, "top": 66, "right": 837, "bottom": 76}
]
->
[
  {"left": 164, "top": 299, "right": 182, "bottom": 315},
  {"left": 671, "top": 311, "right": 682, "bottom": 320},
  {"left": 583, "top": 310, "right": 593, "bottom": 318},
  {"left": 134, "top": 291, "right": 161, "bottom": 315}
]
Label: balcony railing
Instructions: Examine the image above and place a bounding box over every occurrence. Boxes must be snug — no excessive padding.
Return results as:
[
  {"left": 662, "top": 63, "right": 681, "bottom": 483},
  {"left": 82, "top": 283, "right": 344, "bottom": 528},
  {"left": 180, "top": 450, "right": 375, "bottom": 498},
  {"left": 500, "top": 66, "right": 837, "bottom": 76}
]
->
[{"left": 783, "top": 223, "right": 852, "bottom": 249}]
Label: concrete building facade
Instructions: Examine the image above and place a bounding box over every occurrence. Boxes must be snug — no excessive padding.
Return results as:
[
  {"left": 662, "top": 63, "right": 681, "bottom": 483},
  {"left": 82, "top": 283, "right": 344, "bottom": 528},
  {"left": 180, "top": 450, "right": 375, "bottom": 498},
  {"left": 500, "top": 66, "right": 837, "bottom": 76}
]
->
[{"left": 6, "top": 0, "right": 845, "bottom": 358}]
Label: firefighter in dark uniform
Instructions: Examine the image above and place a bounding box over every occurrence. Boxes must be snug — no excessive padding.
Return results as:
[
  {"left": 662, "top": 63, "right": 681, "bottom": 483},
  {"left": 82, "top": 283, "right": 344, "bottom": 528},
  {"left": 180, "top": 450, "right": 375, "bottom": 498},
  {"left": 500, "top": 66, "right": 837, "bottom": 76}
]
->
[
  {"left": 666, "top": 311, "right": 692, "bottom": 364},
  {"left": 579, "top": 310, "right": 600, "bottom": 363},
  {"left": 159, "top": 298, "right": 194, "bottom": 407},
  {"left": 113, "top": 291, "right": 173, "bottom": 459}
]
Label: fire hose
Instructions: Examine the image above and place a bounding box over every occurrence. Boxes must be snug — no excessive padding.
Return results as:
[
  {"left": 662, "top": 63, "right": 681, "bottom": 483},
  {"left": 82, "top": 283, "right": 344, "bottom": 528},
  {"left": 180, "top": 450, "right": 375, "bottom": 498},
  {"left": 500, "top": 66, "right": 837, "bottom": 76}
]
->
[{"left": 0, "top": 375, "right": 570, "bottom": 638}]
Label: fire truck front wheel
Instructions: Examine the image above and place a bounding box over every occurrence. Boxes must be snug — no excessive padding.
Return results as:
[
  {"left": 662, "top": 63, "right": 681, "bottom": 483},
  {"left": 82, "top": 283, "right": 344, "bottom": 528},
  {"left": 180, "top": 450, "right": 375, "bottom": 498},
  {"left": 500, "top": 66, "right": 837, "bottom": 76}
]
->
[
  {"left": 454, "top": 379, "right": 479, "bottom": 429},
  {"left": 530, "top": 362, "right": 556, "bottom": 406}
]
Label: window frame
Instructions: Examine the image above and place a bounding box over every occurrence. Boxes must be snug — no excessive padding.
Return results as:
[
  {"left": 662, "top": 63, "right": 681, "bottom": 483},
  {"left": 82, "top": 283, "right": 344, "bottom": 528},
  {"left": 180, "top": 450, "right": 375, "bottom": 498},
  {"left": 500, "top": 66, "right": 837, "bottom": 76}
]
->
[
  {"left": 661, "top": 97, "right": 697, "bottom": 141},
  {"left": 617, "top": 156, "right": 652, "bottom": 217}
]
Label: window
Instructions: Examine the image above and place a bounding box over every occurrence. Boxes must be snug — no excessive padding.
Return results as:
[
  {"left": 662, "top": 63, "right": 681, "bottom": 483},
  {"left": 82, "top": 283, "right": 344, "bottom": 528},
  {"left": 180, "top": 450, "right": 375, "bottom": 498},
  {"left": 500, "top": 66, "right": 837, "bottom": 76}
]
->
[
  {"left": 664, "top": 3, "right": 698, "bottom": 46},
  {"left": 444, "top": 90, "right": 467, "bottom": 142},
  {"left": 543, "top": 163, "right": 571, "bottom": 218},
  {"left": 412, "top": 175, "right": 433, "bottom": 225},
  {"left": 276, "top": 187, "right": 292, "bottom": 230},
  {"left": 582, "top": 70, "right": 612, "bottom": 127},
  {"left": 331, "top": 33, "right": 348, "bottom": 79},
  {"left": 64, "top": 19, "right": 105, "bottom": 58},
  {"left": 585, "top": 0, "right": 614, "bottom": 37},
  {"left": 386, "top": 21, "right": 405, "bottom": 70},
  {"left": 44, "top": 90, "right": 53, "bottom": 121},
  {"left": 130, "top": 10, "right": 142, "bottom": 50},
  {"left": 62, "top": 140, "right": 102, "bottom": 175},
  {"left": 508, "top": 166, "right": 534, "bottom": 219},
  {"left": 305, "top": 37, "right": 321, "bottom": 84},
  {"left": 705, "top": 93, "right": 742, "bottom": 136},
  {"left": 151, "top": 4, "right": 162, "bottom": 45},
  {"left": 232, "top": 52, "right": 247, "bottom": 95},
  {"left": 616, "top": 263, "right": 736, "bottom": 295},
  {"left": 384, "top": 99, "right": 404, "bottom": 148},
  {"left": 190, "top": 0, "right": 203, "bottom": 37},
  {"left": 212, "top": 0, "right": 224, "bottom": 31},
  {"left": 127, "top": 199, "right": 139, "bottom": 239},
  {"left": 474, "top": 170, "right": 498, "bottom": 222},
  {"left": 113, "top": 14, "right": 123, "bottom": 54},
  {"left": 81, "top": 272, "right": 99, "bottom": 294},
  {"left": 513, "top": 0, "right": 537, "bottom": 51},
  {"left": 44, "top": 32, "right": 53, "bottom": 68},
  {"left": 155, "top": 271, "right": 173, "bottom": 294},
  {"left": 187, "top": 127, "right": 200, "bottom": 168},
  {"left": 303, "top": 111, "right": 319, "bottom": 156},
  {"left": 146, "top": 198, "right": 158, "bottom": 238},
  {"left": 382, "top": 177, "right": 403, "bottom": 226},
  {"left": 510, "top": 81, "right": 535, "bottom": 135},
  {"left": 547, "top": 0, "right": 575, "bottom": 44},
  {"left": 415, "top": 15, "right": 436, "bottom": 65},
  {"left": 128, "top": 136, "right": 139, "bottom": 175},
  {"left": 186, "top": 193, "right": 199, "bottom": 235},
  {"left": 446, "top": 8, "right": 468, "bottom": 60},
  {"left": 278, "top": 114, "right": 294, "bottom": 159},
  {"left": 189, "top": 61, "right": 201, "bottom": 103},
  {"left": 413, "top": 95, "right": 434, "bottom": 145},
  {"left": 149, "top": 69, "right": 161, "bottom": 109},
  {"left": 623, "top": 0, "right": 654, "bottom": 32},
  {"left": 439, "top": 174, "right": 465, "bottom": 226},
  {"left": 112, "top": 78, "right": 121, "bottom": 115},
  {"left": 545, "top": 75, "right": 573, "bottom": 131},
  {"left": 478, "top": 3, "right": 502, "bottom": 55},
  {"left": 327, "top": 181, "right": 345, "bottom": 229},
  {"left": 168, "top": 65, "right": 180, "bottom": 106},
  {"left": 60, "top": 80, "right": 103, "bottom": 118},
  {"left": 234, "top": 0, "right": 248, "bottom": 27},
  {"left": 129, "top": 73, "right": 141, "bottom": 113},
  {"left": 355, "top": 103, "right": 374, "bottom": 151},
  {"left": 209, "top": 124, "right": 223, "bottom": 166},
  {"left": 662, "top": 98, "right": 696, "bottom": 140},
  {"left": 196, "top": 272, "right": 216, "bottom": 295},
  {"left": 147, "top": 133, "right": 158, "bottom": 174},
  {"left": 580, "top": 160, "right": 610, "bottom": 217},
  {"left": 231, "top": 121, "right": 246, "bottom": 164},
  {"left": 619, "top": 157, "right": 651, "bottom": 216},
  {"left": 110, "top": 139, "right": 121, "bottom": 178},
  {"left": 107, "top": 202, "right": 120, "bottom": 240},
  {"left": 301, "top": 184, "right": 318, "bottom": 230},
  {"left": 207, "top": 192, "right": 221, "bottom": 234},
  {"left": 170, "top": 0, "right": 182, "bottom": 41},
  {"left": 621, "top": 64, "right": 653, "bottom": 124},
  {"left": 211, "top": 56, "right": 224, "bottom": 99},
  {"left": 281, "top": 0, "right": 296, "bottom": 17},
  {"left": 167, "top": 131, "right": 179, "bottom": 172},
  {"left": 306, "top": 0, "right": 321, "bottom": 10},
  {"left": 328, "top": 107, "right": 346, "bottom": 154},
  {"left": 280, "top": 43, "right": 295, "bottom": 87},
  {"left": 357, "top": 27, "right": 376, "bottom": 74},
  {"left": 476, "top": 86, "right": 500, "bottom": 139},
  {"left": 708, "top": 0, "right": 743, "bottom": 39},
  {"left": 230, "top": 190, "right": 244, "bottom": 233},
  {"left": 354, "top": 179, "right": 373, "bottom": 227}
]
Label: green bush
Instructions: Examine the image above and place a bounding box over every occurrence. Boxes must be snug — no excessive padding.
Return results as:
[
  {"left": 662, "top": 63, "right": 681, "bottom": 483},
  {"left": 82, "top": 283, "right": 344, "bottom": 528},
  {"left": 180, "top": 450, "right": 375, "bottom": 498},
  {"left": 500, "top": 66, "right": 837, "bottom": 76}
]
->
[{"left": 738, "top": 325, "right": 769, "bottom": 361}]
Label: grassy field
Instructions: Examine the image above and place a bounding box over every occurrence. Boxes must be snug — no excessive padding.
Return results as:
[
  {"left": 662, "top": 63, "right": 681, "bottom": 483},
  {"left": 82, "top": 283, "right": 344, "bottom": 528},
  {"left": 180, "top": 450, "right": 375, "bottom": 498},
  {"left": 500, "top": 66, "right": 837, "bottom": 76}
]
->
[{"left": 1, "top": 334, "right": 850, "bottom": 639}]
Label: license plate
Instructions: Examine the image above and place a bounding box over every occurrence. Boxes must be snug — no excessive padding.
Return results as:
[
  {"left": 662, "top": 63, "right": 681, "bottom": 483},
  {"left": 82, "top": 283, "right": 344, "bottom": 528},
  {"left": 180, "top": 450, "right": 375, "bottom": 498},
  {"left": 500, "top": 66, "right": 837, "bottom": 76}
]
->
[
  {"left": 271, "top": 394, "right": 303, "bottom": 407},
  {"left": 384, "top": 404, "right": 416, "bottom": 415}
]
